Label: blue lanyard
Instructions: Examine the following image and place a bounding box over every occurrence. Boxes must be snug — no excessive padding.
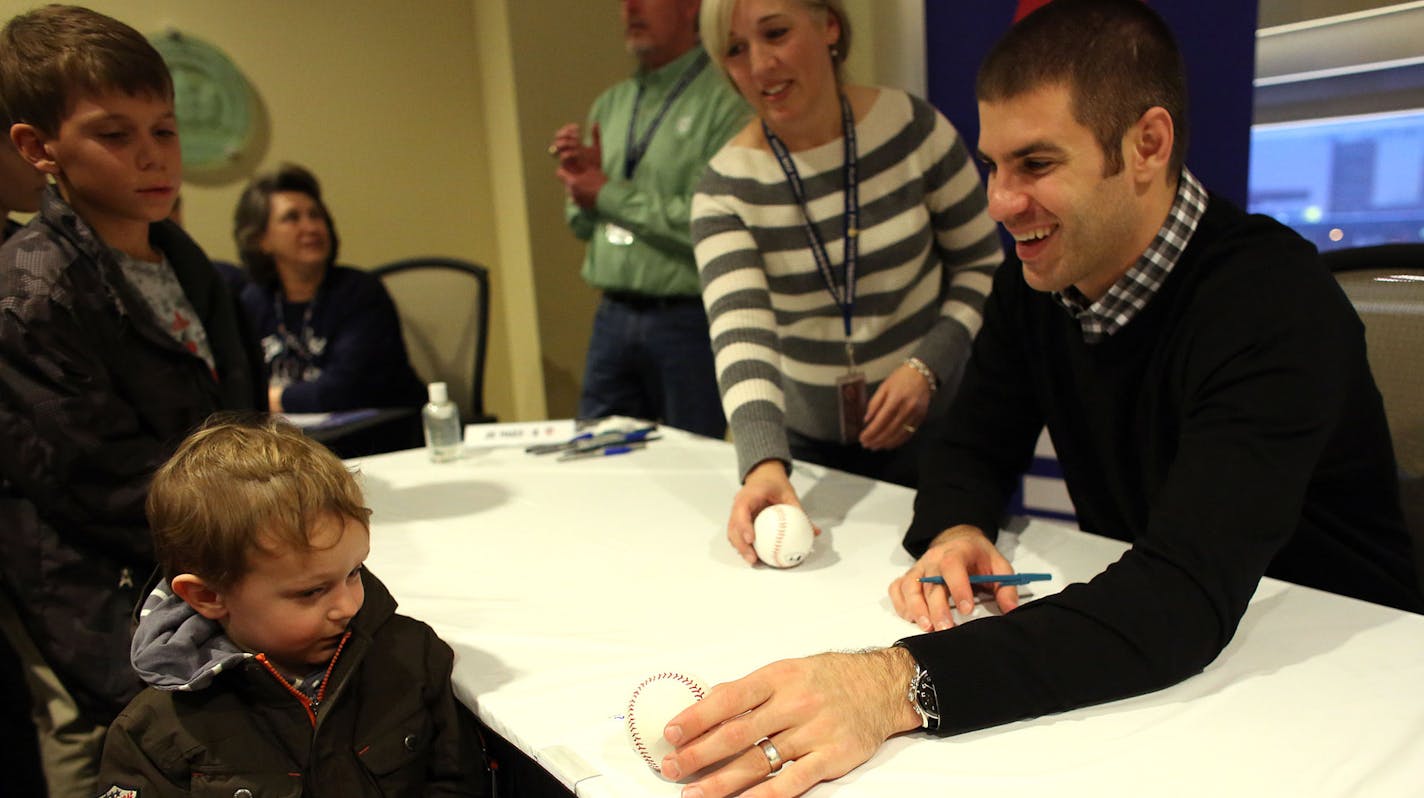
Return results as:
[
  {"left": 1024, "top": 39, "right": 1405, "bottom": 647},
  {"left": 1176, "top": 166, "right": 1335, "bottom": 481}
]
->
[
  {"left": 624, "top": 51, "right": 709, "bottom": 179},
  {"left": 762, "top": 94, "right": 859, "bottom": 340}
]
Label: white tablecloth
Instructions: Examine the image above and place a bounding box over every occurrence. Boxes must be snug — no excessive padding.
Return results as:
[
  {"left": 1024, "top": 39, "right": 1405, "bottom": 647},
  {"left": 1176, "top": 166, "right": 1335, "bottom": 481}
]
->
[{"left": 358, "top": 428, "right": 1424, "bottom": 797}]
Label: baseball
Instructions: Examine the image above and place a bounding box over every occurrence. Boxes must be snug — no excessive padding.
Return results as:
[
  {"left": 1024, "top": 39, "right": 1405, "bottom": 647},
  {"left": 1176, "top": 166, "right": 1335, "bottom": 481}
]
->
[
  {"left": 753, "top": 503, "right": 815, "bottom": 568},
  {"left": 626, "top": 671, "right": 707, "bottom": 777}
]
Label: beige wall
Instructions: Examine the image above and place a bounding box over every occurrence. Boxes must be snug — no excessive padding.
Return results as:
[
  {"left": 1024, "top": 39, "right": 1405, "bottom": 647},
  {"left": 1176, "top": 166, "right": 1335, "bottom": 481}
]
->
[{"left": 503, "top": 2, "right": 627, "bottom": 420}]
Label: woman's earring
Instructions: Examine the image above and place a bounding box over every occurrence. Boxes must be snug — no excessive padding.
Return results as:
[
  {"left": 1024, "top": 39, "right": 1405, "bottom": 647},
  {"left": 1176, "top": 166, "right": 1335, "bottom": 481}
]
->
[{"left": 829, "top": 44, "right": 840, "bottom": 60}]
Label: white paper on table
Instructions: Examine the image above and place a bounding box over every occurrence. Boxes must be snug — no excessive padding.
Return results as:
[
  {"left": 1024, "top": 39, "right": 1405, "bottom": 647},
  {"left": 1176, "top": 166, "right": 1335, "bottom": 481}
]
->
[{"left": 464, "top": 420, "right": 578, "bottom": 449}]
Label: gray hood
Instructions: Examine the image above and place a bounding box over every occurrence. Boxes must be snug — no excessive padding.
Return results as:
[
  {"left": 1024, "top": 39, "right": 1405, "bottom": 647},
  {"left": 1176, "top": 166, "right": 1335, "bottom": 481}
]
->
[{"left": 129, "top": 580, "right": 251, "bottom": 692}]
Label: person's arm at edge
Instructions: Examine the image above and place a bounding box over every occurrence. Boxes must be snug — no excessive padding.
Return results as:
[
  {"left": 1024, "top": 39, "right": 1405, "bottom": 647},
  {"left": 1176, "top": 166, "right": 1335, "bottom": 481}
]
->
[{"left": 694, "top": 168, "right": 799, "bottom": 562}]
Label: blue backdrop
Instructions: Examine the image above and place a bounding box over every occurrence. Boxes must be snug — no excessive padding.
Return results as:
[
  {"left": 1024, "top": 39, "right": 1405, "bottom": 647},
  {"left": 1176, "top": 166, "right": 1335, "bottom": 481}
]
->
[{"left": 923, "top": 0, "right": 1258, "bottom": 207}]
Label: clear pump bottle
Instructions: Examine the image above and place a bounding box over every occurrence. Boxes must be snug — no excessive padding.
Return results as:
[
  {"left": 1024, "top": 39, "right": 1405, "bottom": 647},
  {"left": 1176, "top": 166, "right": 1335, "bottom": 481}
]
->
[{"left": 422, "top": 381, "right": 462, "bottom": 462}]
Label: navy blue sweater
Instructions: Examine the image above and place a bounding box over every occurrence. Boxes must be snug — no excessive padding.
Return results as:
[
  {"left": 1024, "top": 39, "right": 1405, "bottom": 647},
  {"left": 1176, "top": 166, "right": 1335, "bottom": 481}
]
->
[{"left": 240, "top": 266, "right": 424, "bottom": 413}]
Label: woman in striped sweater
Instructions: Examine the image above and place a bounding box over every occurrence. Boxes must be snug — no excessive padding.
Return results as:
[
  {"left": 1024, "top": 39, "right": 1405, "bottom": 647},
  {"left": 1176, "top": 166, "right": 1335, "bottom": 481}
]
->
[{"left": 693, "top": 0, "right": 1002, "bottom": 564}]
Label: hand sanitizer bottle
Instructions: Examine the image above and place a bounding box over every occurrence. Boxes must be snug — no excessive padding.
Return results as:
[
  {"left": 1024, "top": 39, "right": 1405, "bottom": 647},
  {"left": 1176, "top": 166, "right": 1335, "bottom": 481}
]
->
[{"left": 422, "top": 381, "right": 461, "bottom": 462}]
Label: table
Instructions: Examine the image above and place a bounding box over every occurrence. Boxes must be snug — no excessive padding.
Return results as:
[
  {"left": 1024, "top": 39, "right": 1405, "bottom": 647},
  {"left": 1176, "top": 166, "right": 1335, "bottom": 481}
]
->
[
  {"left": 290, "top": 407, "right": 422, "bottom": 458},
  {"left": 358, "top": 428, "right": 1424, "bottom": 797}
]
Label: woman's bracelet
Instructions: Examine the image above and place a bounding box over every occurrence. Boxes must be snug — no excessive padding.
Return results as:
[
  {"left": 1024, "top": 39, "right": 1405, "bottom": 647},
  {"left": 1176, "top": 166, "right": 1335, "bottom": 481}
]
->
[{"left": 903, "top": 357, "right": 937, "bottom": 393}]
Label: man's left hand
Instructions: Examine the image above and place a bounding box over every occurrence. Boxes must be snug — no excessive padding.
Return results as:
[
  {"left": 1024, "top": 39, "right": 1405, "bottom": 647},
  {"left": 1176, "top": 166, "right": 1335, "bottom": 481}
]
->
[{"left": 558, "top": 163, "right": 609, "bottom": 210}]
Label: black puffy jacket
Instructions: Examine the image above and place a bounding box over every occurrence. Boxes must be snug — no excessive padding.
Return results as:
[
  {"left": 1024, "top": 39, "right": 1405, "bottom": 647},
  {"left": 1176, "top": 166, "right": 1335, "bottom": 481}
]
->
[
  {"left": 97, "top": 571, "right": 491, "bottom": 796},
  {"left": 0, "top": 186, "right": 258, "bottom": 719}
]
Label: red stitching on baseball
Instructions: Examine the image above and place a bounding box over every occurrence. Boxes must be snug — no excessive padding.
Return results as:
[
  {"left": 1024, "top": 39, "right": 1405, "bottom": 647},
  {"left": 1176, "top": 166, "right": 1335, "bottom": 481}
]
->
[
  {"left": 627, "top": 672, "right": 706, "bottom": 772},
  {"left": 772, "top": 506, "right": 786, "bottom": 566}
]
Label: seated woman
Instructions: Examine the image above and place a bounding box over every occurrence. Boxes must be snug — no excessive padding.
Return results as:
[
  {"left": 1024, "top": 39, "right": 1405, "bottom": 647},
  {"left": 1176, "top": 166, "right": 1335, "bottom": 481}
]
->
[{"left": 234, "top": 164, "right": 425, "bottom": 413}]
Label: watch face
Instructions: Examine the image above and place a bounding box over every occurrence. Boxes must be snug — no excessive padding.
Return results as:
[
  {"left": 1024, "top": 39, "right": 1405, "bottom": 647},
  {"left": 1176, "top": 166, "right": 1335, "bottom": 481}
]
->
[{"left": 913, "top": 667, "right": 940, "bottom": 724}]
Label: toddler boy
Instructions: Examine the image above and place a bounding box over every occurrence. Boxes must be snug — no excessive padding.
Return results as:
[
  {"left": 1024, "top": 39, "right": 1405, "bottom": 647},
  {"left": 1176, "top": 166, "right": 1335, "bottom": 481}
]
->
[{"left": 98, "top": 416, "right": 490, "bottom": 796}]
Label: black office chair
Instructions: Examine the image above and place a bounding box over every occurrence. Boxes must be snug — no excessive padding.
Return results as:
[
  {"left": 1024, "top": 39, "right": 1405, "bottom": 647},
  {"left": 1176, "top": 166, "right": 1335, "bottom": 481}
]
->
[
  {"left": 370, "top": 257, "right": 496, "bottom": 425},
  {"left": 1325, "top": 243, "right": 1424, "bottom": 593}
]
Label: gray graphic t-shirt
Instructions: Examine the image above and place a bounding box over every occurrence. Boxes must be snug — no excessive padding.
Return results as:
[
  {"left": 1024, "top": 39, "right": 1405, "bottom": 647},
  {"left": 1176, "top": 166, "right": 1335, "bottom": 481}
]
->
[{"left": 114, "top": 248, "right": 216, "bottom": 374}]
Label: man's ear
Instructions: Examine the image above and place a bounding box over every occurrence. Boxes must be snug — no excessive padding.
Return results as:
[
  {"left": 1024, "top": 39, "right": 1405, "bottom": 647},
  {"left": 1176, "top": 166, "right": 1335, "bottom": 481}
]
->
[
  {"left": 170, "top": 574, "right": 230, "bottom": 621},
  {"left": 1127, "top": 106, "right": 1174, "bottom": 180},
  {"left": 10, "top": 123, "right": 60, "bottom": 176}
]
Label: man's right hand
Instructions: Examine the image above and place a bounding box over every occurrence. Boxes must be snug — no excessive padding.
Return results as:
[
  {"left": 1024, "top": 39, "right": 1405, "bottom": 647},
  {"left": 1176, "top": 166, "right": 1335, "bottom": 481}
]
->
[
  {"left": 888, "top": 525, "right": 1019, "bottom": 631},
  {"left": 727, "top": 459, "right": 804, "bottom": 566}
]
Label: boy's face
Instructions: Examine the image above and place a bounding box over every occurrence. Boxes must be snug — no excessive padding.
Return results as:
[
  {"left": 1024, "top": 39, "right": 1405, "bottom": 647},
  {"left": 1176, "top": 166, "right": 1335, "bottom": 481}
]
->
[
  {"left": 218, "top": 513, "right": 370, "bottom": 677},
  {"left": 38, "top": 91, "right": 180, "bottom": 240},
  {"left": 0, "top": 132, "right": 48, "bottom": 216}
]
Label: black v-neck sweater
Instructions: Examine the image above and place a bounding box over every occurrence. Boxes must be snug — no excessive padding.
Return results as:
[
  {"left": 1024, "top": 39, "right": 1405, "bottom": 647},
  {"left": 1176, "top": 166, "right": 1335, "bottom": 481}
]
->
[{"left": 901, "top": 195, "right": 1421, "bottom": 735}]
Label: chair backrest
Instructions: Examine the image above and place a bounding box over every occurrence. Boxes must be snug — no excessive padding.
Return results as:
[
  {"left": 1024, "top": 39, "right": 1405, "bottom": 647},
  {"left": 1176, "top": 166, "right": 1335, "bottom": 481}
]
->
[
  {"left": 1326, "top": 244, "right": 1424, "bottom": 592},
  {"left": 1326, "top": 247, "right": 1424, "bottom": 477},
  {"left": 370, "top": 257, "right": 492, "bottom": 423}
]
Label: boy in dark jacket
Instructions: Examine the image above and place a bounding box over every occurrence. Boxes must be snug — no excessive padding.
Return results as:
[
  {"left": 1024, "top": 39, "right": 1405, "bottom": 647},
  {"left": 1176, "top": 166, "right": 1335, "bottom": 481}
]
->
[
  {"left": 0, "top": 7, "right": 257, "bottom": 796},
  {"left": 97, "top": 416, "right": 490, "bottom": 796}
]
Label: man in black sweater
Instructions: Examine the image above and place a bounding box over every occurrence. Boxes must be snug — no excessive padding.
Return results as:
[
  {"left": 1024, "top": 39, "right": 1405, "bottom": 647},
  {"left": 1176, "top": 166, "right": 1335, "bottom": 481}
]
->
[{"left": 653, "top": 3, "right": 1423, "bottom": 797}]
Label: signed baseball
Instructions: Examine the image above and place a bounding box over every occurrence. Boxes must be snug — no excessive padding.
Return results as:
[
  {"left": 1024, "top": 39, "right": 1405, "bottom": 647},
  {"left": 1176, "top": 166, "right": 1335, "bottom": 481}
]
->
[
  {"left": 626, "top": 671, "right": 707, "bottom": 777},
  {"left": 753, "top": 503, "right": 815, "bottom": 568}
]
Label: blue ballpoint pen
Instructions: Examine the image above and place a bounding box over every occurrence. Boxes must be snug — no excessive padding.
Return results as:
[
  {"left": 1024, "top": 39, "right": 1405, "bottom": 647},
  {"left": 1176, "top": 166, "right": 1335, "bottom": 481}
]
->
[
  {"left": 566, "top": 427, "right": 658, "bottom": 454},
  {"left": 526, "top": 425, "right": 657, "bottom": 455},
  {"left": 918, "top": 573, "right": 1052, "bottom": 587}
]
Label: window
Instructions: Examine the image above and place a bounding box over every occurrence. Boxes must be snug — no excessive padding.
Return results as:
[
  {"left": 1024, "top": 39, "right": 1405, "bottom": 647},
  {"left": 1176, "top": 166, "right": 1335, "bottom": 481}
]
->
[
  {"left": 1250, "top": 110, "right": 1424, "bottom": 249},
  {"left": 1249, "top": 2, "right": 1424, "bottom": 250}
]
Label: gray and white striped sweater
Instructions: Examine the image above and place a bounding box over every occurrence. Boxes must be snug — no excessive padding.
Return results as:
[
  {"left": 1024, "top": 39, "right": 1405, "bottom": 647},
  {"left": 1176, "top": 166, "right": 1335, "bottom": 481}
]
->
[{"left": 692, "top": 89, "right": 1002, "bottom": 479}]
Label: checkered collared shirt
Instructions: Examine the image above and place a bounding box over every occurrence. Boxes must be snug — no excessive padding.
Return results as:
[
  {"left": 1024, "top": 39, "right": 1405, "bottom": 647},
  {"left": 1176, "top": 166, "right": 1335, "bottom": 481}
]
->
[{"left": 1054, "top": 169, "right": 1208, "bottom": 342}]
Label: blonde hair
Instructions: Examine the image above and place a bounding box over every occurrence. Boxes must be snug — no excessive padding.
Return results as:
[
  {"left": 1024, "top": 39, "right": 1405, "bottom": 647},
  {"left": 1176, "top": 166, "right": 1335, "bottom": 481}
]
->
[
  {"left": 699, "top": 0, "right": 851, "bottom": 83},
  {"left": 147, "top": 414, "right": 372, "bottom": 588}
]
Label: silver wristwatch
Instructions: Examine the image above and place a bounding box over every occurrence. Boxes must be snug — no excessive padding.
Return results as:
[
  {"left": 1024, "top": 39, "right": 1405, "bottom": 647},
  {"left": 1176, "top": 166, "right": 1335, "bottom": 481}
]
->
[{"left": 905, "top": 658, "right": 941, "bottom": 731}]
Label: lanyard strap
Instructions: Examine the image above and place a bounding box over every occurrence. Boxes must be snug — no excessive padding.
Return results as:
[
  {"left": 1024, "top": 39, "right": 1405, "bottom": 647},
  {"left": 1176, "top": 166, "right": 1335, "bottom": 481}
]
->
[
  {"left": 272, "top": 290, "right": 318, "bottom": 366},
  {"left": 624, "top": 51, "right": 709, "bottom": 179},
  {"left": 762, "top": 94, "right": 859, "bottom": 338}
]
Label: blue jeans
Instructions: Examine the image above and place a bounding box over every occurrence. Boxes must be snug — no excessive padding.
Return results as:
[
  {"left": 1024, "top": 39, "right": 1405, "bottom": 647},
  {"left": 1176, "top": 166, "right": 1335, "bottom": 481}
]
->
[{"left": 578, "top": 294, "right": 726, "bottom": 439}]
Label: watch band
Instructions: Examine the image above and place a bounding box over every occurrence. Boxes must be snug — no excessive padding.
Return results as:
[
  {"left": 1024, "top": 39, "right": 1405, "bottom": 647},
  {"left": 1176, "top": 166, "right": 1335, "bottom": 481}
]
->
[{"left": 895, "top": 644, "right": 941, "bottom": 731}]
